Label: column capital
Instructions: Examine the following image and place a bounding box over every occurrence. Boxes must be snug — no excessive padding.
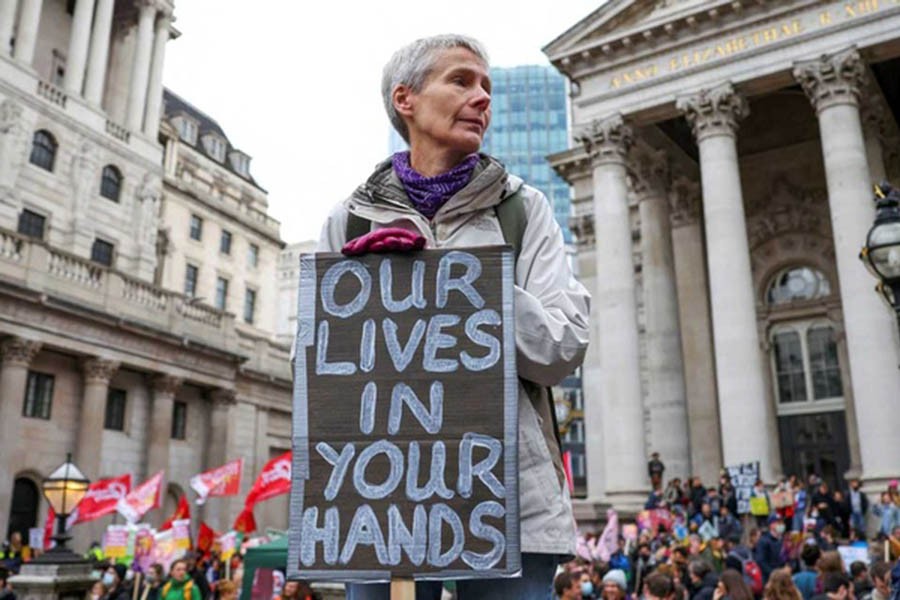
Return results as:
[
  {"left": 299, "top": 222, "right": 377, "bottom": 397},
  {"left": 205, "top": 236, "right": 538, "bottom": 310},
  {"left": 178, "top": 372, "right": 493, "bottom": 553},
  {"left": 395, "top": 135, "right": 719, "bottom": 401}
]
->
[
  {"left": 669, "top": 176, "right": 702, "bottom": 227},
  {"left": 676, "top": 83, "right": 748, "bottom": 141},
  {"left": 82, "top": 357, "right": 120, "bottom": 384},
  {"left": 576, "top": 114, "right": 633, "bottom": 166},
  {"left": 152, "top": 373, "right": 182, "bottom": 397},
  {"left": 628, "top": 147, "right": 669, "bottom": 199},
  {"left": 1, "top": 337, "right": 41, "bottom": 367},
  {"left": 209, "top": 388, "right": 237, "bottom": 407},
  {"left": 793, "top": 48, "right": 865, "bottom": 113}
]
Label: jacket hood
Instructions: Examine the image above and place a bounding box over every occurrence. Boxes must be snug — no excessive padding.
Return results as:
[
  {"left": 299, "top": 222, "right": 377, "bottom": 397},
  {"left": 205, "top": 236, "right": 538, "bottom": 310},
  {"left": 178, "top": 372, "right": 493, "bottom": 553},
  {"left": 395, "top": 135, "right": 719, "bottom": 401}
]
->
[{"left": 349, "top": 153, "right": 522, "bottom": 221}]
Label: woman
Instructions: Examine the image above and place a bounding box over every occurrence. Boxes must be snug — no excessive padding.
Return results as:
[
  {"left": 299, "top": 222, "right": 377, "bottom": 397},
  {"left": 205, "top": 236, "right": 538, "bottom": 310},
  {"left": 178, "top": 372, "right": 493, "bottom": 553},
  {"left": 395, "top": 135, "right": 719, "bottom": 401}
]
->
[
  {"left": 765, "top": 570, "right": 803, "bottom": 600},
  {"left": 714, "top": 569, "right": 754, "bottom": 600},
  {"left": 319, "top": 34, "right": 590, "bottom": 600}
]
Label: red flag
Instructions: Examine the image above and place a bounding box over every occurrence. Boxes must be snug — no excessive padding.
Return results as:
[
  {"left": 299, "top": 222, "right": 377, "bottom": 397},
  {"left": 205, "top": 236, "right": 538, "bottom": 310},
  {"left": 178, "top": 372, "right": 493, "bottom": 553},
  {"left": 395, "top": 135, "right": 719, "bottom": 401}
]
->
[
  {"left": 43, "top": 507, "right": 55, "bottom": 550},
  {"left": 116, "top": 471, "right": 163, "bottom": 523},
  {"left": 189, "top": 459, "right": 243, "bottom": 504},
  {"left": 232, "top": 451, "right": 291, "bottom": 533},
  {"left": 70, "top": 474, "right": 132, "bottom": 525},
  {"left": 196, "top": 521, "right": 218, "bottom": 559},
  {"left": 159, "top": 495, "right": 191, "bottom": 531},
  {"left": 562, "top": 450, "right": 575, "bottom": 494}
]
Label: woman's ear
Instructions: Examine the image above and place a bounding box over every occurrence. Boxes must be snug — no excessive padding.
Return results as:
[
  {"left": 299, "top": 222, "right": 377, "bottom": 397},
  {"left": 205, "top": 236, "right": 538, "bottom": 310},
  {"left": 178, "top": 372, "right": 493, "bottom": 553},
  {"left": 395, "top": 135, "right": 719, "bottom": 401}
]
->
[{"left": 393, "top": 84, "right": 415, "bottom": 118}]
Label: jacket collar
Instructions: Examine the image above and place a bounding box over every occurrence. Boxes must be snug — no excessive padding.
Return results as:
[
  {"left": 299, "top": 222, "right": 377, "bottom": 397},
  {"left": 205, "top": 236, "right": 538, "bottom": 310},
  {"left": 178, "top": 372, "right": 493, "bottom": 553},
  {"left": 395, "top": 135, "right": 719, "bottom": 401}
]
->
[{"left": 350, "top": 154, "right": 522, "bottom": 223}]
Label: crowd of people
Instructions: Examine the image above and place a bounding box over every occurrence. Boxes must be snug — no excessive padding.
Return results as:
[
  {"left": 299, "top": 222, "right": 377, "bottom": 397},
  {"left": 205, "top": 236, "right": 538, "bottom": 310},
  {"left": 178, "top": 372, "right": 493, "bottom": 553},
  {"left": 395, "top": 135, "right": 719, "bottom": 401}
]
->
[
  {"left": 0, "top": 545, "right": 320, "bottom": 600},
  {"left": 556, "top": 467, "right": 900, "bottom": 600}
]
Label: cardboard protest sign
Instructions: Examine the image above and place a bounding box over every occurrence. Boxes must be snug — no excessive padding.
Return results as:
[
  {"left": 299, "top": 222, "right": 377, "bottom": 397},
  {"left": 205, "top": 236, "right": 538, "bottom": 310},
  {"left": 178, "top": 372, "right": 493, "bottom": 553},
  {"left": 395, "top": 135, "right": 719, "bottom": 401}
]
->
[
  {"left": 287, "top": 248, "right": 519, "bottom": 582},
  {"left": 727, "top": 462, "right": 760, "bottom": 515}
]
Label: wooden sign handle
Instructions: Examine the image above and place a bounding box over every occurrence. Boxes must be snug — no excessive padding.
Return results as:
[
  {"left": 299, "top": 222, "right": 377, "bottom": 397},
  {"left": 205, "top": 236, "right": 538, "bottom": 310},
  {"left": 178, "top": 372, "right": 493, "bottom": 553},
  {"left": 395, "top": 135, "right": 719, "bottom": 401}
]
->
[{"left": 390, "top": 578, "right": 416, "bottom": 600}]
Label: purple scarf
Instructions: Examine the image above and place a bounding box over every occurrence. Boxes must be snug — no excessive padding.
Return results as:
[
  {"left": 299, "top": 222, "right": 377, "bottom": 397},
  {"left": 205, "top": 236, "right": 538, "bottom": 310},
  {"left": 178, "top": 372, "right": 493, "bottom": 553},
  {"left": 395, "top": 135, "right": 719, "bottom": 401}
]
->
[{"left": 391, "top": 151, "right": 480, "bottom": 219}]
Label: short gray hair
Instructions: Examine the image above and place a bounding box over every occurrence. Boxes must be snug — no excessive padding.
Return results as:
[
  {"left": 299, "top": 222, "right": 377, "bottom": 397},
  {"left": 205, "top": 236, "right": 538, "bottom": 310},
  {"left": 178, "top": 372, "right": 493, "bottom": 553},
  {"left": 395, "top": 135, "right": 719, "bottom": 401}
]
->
[{"left": 382, "top": 34, "right": 490, "bottom": 143}]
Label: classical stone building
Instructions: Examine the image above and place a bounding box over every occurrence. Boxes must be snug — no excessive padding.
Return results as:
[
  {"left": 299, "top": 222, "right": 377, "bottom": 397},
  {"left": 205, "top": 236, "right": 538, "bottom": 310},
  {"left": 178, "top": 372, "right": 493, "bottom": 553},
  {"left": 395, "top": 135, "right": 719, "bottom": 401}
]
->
[
  {"left": 276, "top": 241, "right": 316, "bottom": 345},
  {"left": 544, "top": 0, "right": 900, "bottom": 519},
  {"left": 0, "top": 0, "right": 292, "bottom": 548}
]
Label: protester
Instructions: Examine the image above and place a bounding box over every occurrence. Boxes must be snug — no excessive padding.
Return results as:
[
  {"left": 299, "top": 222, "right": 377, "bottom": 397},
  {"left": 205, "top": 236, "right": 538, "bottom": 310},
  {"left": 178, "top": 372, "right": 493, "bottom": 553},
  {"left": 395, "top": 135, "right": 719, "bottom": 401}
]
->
[
  {"left": 649, "top": 453, "right": 667, "bottom": 490},
  {"left": 161, "top": 559, "right": 201, "bottom": 600},
  {"left": 182, "top": 552, "right": 210, "bottom": 600},
  {"left": 0, "top": 533, "right": 27, "bottom": 574},
  {"left": 716, "top": 569, "right": 755, "bottom": 600},
  {"left": 214, "top": 580, "right": 237, "bottom": 600},
  {"left": 766, "top": 570, "right": 804, "bottom": 600},
  {"left": 874, "top": 492, "right": 900, "bottom": 538},
  {"left": 846, "top": 479, "right": 869, "bottom": 537},
  {"left": 852, "top": 562, "right": 874, "bottom": 599},
  {"left": 89, "top": 580, "right": 107, "bottom": 600},
  {"left": 140, "top": 563, "right": 165, "bottom": 600},
  {"left": 321, "top": 32, "right": 590, "bottom": 600},
  {"left": 602, "top": 569, "right": 629, "bottom": 600},
  {"left": 867, "top": 561, "right": 892, "bottom": 600},
  {"left": 646, "top": 572, "right": 676, "bottom": 600},
  {"left": 756, "top": 516, "right": 787, "bottom": 582},
  {"left": 557, "top": 571, "right": 583, "bottom": 600},
  {"left": 811, "top": 573, "right": 853, "bottom": 600},
  {"left": 690, "top": 560, "right": 719, "bottom": 600},
  {"left": 793, "top": 544, "right": 822, "bottom": 600},
  {"left": 101, "top": 564, "right": 132, "bottom": 600}
]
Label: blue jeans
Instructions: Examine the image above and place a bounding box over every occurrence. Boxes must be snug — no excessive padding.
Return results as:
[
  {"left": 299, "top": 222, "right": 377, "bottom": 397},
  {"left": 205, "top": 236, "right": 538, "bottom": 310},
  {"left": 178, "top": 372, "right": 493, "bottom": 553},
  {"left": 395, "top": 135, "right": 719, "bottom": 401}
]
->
[{"left": 345, "top": 553, "right": 558, "bottom": 600}]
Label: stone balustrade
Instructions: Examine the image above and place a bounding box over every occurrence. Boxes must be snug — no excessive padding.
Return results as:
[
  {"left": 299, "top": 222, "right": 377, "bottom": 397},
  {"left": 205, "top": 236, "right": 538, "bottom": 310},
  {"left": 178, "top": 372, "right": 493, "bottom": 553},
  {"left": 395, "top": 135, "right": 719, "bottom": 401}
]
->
[
  {"left": 105, "top": 119, "right": 131, "bottom": 143},
  {"left": 36, "top": 79, "right": 67, "bottom": 108},
  {"left": 0, "top": 227, "right": 236, "bottom": 349}
]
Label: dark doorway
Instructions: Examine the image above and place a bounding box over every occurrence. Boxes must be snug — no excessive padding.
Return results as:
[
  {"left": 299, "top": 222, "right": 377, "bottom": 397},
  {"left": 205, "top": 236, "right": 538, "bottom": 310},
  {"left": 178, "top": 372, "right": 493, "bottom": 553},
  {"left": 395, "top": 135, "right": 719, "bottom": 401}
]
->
[
  {"left": 7, "top": 477, "right": 40, "bottom": 540},
  {"left": 778, "top": 411, "right": 851, "bottom": 490}
]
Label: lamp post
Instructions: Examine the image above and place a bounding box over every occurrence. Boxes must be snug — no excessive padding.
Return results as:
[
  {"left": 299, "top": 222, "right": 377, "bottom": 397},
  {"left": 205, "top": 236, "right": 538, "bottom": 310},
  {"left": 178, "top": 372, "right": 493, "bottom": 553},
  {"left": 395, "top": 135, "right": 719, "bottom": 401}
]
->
[
  {"left": 37, "top": 453, "right": 89, "bottom": 561},
  {"left": 860, "top": 181, "right": 900, "bottom": 333}
]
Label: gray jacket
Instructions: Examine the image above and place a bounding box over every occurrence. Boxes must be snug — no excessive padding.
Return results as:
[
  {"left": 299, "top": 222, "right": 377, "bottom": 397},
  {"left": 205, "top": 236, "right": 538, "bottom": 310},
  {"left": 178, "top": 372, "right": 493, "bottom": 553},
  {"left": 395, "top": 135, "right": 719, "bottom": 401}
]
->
[{"left": 317, "top": 155, "right": 591, "bottom": 555}]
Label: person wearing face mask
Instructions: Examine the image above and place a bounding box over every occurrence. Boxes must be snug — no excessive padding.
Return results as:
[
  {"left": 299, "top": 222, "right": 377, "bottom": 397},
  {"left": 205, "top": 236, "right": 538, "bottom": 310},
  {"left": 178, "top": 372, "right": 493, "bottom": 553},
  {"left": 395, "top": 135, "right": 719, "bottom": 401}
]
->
[
  {"left": 101, "top": 564, "right": 132, "bottom": 600},
  {"left": 578, "top": 568, "right": 597, "bottom": 599},
  {"left": 140, "top": 563, "right": 165, "bottom": 600},
  {"left": 755, "top": 516, "right": 786, "bottom": 584}
]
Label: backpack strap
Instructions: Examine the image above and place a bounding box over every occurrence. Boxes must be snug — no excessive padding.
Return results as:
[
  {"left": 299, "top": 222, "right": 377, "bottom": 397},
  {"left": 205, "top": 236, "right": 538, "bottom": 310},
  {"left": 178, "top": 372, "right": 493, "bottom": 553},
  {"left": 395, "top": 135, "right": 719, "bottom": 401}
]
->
[
  {"left": 162, "top": 582, "right": 171, "bottom": 598},
  {"left": 184, "top": 578, "right": 193, "bottom": 600},
  {"left": 494, "top": 188, "right": 527, "bottom": 263},
  {"left": 345, "top": 212, "right": 371, "bottom": 242}
]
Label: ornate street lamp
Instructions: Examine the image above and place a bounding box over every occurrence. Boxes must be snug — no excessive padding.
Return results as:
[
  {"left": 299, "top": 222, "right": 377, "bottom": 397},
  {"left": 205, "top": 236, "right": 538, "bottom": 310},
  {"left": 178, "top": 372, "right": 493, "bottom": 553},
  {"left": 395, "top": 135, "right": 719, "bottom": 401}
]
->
[
  {"left": 861, "top": 182, "right": 900, "bottom": 329},
  {"left": 39, "top": 453, "right": 89, "bottom": 558}
]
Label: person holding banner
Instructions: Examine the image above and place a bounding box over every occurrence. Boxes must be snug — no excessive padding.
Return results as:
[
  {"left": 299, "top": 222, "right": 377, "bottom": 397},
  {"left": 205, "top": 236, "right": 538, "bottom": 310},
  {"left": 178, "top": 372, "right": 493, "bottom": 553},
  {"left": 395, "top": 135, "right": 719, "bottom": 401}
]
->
[{"left": 319, "top": 32, "right": 591, "bottom": 600}]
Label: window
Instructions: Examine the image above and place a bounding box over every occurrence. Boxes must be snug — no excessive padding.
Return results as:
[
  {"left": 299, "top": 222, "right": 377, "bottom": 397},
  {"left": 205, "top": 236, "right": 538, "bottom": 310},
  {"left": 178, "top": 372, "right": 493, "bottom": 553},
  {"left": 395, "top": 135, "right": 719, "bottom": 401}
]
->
[
  {"left": 244, "top": 288, "right": 257, "bottom": 324},
  {"left": 23, "top": 371, "right": 53, "bottom": 419},
  {"left": 247, "top": 243, "right": 259, "bottom": 268},
  {"left": 100, "top": 165, "right": 122, "bottom": 202},
  {"left": 768, "top": 267, "right": 831, "bottom": 305},
  {"left": 215, "top": 277, "right": 229, "bottom": 310},
  {"left": 219, "top": 230, "right": 232, "bottom": 255},
  {"left": 184, "top": 263, "right": 199, "bottom": 296},
  {"left": 104, "top": 388, "right": 127, "bottom": 431},
  {"left": 91, "top": 238, "right": 114, "bottom": 267},
  {"left": 770, "top": 322, "right": 844, "bottom": 409},
  {"left": 17, "top": 210, "right": 46, "bottom": 239},
  {"left": 177, "top": 117, "right": 198, "bottom": 144},
  {"left": 229, "top": 151, "right": 250, "bottom": 176},
  {"left": 203, "top": 135, "right": 226, "bottom": 162},
  {"left": 189, "top": 214, "right": 203, "bottom": 241},
  {"left": 171, "top": 401, "right": 187, "bottom": 439},
  {"left": 29, "top": 130, "right": 57, "bottom": 172}
]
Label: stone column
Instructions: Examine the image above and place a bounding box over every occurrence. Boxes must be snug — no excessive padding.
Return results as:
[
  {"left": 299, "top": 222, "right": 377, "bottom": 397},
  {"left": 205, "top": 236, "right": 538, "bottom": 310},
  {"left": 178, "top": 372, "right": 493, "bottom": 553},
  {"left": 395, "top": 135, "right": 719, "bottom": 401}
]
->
[
  {"left": 75, "top": 358, "right": 119, "bottom": 480},
  {"left": 204, "top": 388, "right": 236, "bottom": 532},
  {"left": 576, "top": 115, "right": 648, "bottom": 506},
  {"left": 13, "top": 0, "right": 43, "bottom": 66},
  {"left": 83, "top": 0, "right": 115, "bottom": 105},
  {"left": 125, "top": 1, "right": 157, "bottom": 132},
  {"left": 631, "top": 149, "right": 691, "bottom": 481},
  {"left": 62, "top": 0, "right": 96, "bottom": 94},
  {"left": 142, "top": 11, "right": 170, "bottom": 136},
  {"left": 861, "top": 102, "right": 887, "bottom": 184},
  {"left": 677, "top": 84, "right": 780, "bottom": 481},
  {"left": 668, "top": 176, "right": 723, "bottom": 484},
  {"left": 146, "top": 374, "right": 181, "bottom": 483},
  {"left": 0, "top": 0, "right": 18, "bottom": 56},
  {"left": 0, "top": 337, "right": 41, "bottom": 538},
  {"left": 794, "top": 48, "right": 900, "bottom": 487}
]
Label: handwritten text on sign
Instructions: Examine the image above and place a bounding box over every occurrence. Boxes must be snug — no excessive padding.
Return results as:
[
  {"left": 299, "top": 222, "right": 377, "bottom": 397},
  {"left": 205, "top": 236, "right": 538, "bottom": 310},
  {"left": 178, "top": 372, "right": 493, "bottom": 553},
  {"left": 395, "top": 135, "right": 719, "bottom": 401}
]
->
[{"left": 288, "top": 248, "right": 519, "bottom": 581}]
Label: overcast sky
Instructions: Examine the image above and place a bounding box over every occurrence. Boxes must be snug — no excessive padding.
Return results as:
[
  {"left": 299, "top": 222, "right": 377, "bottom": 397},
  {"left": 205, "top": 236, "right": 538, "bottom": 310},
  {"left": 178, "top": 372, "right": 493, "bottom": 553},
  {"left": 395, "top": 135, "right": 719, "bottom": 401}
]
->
[{"left": 162, "top": 1, "right": 601, "bottom": 244}]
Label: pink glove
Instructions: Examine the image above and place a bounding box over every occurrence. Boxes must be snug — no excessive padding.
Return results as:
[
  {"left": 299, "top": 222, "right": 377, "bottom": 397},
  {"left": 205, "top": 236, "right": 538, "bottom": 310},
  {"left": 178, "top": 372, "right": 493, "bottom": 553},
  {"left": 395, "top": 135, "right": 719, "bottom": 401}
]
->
[{"left": 341, "top": 227, "right": 426, "bottom": 256}]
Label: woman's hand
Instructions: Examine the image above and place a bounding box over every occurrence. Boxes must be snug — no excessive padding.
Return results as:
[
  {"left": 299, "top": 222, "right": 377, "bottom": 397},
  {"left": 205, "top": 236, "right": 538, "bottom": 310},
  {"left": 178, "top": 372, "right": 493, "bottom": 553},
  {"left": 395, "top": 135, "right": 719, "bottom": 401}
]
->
[{"left": 341, "top": 227, "right": 425, "bottom": 256}]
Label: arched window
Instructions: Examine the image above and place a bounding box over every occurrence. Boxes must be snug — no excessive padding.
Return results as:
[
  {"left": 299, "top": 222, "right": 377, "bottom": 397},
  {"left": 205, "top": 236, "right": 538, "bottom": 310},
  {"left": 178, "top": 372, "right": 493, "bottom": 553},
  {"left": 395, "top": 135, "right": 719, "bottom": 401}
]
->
[
  {"left": 767, "top": 266, "right": 831, "bottom": 305},
  {"left": 100, "top": 165, "right": 122, "bottom": 202},
  {"left": 29, "top": 130, "right": 58, "bottom": 172},
  {"left": 7, "top": 477, "right": 39, "bottom": 540},
  {"left": 770, "top": 321, "right": 843, "bottom": 410}
]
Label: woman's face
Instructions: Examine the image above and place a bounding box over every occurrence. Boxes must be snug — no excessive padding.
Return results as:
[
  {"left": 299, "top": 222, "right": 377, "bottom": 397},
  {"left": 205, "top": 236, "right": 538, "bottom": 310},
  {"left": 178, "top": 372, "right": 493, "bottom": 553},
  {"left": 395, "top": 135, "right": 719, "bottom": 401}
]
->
[
  {"left": 397, "top": 47, "right": 491, "bottom": 158},
  {"left": 603, "top": 581, "right": 623, "bottom": 600}
]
